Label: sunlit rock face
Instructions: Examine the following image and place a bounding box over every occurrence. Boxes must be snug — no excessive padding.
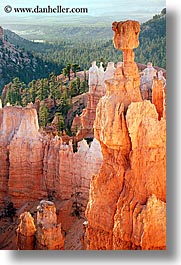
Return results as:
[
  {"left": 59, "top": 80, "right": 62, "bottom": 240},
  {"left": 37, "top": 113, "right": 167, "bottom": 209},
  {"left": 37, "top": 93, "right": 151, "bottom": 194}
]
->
[
  {"left": 0, "top": 105, "right": 103, "bottom": 211},
  {"left": 0, "top": 106, "right": 45, "bottom": 208},
  {"left": 72, "top": 61, "right": 105, "bottom": 140},
  {"left": 85, "top": 20, "right": 166, "bottom": 250},
  {"left": 8, "top": 107, "right": 47, "bottom": 208},
  {"left": 0, "top": 18, "right": 166, "bottom": 251},
  {"left": 16, "top": 212, "right": 36, "bottom": 250}
]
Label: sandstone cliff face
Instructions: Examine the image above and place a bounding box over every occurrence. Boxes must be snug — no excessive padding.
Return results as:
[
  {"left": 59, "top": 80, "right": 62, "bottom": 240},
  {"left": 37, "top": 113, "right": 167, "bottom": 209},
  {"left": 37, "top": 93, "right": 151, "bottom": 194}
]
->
[
  {"left": 0, "top": 106, "right": 102, "bottom": 212},
  {"left": 85, "top": 20, "right": 166, "bottom": 250},
  {"left": 8, "top": 108, "right": 47, "bottom": 208},
  {"left": 71, "top": 61, "right": 112, "bottom": 140},
  {"left": 43, "top": 138, "right": 102, "bottom": 211},
  {"left": 0, "top": 19, "right": 166, "bottom": 251},
  {"left": 0, "top": 106, "right": 31, "bottom": 207},
  {"left": 152, "top": 75, "right": 166, "bottom": 120}
]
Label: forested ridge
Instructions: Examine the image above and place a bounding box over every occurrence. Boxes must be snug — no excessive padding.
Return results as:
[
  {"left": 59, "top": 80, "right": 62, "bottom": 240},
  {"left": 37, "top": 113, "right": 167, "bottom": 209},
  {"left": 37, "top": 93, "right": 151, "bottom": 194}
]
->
[
  {"left": 1, "top": 9, "right": 166, "bottom": 93},
  {"left": 1, "top": 71, "right": 89, "bottom": 134}
]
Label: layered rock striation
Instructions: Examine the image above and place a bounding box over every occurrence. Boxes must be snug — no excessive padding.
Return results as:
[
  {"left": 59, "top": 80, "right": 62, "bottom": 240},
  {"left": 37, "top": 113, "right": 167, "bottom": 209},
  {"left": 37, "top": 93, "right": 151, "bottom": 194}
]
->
[
  {"left": 85, "top": 20, "right": 166, "bottom": 250},
  {"left": 0, "top": 106, "right": 102, "bottom": 211},
  {"left": 0, "top": 106, "right": 37, "bottom": 207},
  {"left": 43, "top": 137, "right": 102, "bottom": 211},
  {"left": 8, "top": 107, "right": 47, "bottom": 207},
  {"left": 0, "top": 19, "right": 166, "bottom": 251}
]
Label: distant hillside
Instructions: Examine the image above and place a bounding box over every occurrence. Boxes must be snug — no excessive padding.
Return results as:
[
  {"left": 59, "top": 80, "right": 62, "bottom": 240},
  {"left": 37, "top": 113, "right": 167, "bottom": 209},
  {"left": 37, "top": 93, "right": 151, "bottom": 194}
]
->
[
  {"left": 0, "top": 35, "right": 60, "bottom": 94},
  {"left": 1, "top": 9, "right": 166, "bottom": 93},
  {"left": 135, "top": 9, "right": 166, "bottom": 69},
  {"left": 5, "top": 10, "right": 165, "bottom": 69}
]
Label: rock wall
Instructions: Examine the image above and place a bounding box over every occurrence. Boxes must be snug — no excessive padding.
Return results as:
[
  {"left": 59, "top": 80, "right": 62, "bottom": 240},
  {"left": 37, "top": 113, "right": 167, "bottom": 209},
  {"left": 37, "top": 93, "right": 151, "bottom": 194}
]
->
[
  {"left": 43, "top": 137, "right": 103, "bottom": 211},
  {"left": 0, "top": 106, "right": 30, "bottom": 207},
  {"left": 0, "top": 106, "right": 103, "bottom": 211},
  {"left": 8, "top": 108, "right": 47, "bottom": 207},
  {"left": 152, "top": 72, "right": 166, "bottom": 120},
  {"left": 85, "top": 20, "right": 166, "bottom": 250}
]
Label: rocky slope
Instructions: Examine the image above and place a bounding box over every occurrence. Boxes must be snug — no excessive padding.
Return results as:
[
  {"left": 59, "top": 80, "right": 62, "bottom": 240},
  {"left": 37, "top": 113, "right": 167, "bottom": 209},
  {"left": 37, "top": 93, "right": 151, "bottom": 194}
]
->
[
  {"left": 0, "top": 26, "right": 57, "bottom": 94},
  {"left": 85, "top": 20, "right": 166, "bottom": 250}
]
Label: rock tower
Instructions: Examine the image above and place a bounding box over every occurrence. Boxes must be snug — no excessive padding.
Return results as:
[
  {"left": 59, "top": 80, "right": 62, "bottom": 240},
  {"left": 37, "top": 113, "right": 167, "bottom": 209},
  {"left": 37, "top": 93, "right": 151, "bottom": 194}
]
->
[
  {"left": 0, "top": 26, "right": 4, "bottom": 41},
  {"left": 85, "top": 20, "right": 166, "bottom": 250}
]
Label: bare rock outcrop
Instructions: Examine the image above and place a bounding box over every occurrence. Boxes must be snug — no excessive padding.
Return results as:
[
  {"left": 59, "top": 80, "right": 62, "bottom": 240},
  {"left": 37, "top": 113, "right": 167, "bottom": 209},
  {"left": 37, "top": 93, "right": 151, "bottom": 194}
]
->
[
  {"left": 152, "top": 72, "right": 166, "bottom": 120},
  {"left": 85, "top": 20, "right": 166, "bottom": 250},
  {"left": 0, "top": 106, "right": 35, "bottom": 207}
]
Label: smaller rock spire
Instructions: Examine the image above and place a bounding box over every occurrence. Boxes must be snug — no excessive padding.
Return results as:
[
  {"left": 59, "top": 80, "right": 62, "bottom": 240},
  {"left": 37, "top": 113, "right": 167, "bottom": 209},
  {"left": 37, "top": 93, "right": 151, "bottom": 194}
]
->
[{"left": 0, "top": 26, "right": 4, "bottom": 41}]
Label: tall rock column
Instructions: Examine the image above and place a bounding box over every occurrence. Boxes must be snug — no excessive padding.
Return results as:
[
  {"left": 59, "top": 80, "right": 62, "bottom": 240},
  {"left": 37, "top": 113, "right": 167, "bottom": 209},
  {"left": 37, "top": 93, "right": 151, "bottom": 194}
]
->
[
  {"left": 0, "top": 107, "right": 28, "bottom": 207},
  {"left": 152, "top": 70, "right": 166, "bottom": 120},
  {"left": 86, "top": 20, "right": 142, "bottom": 250},
  {"left": 86, "top": 20, "right": 166, "bottom": 250},
  {"left": 16, "top": 201, "right": 64, "bottom": 250},
  {"left": 8, "top": 107, "right": 47, "bottom": 208},
  {"left": 36, "top": 200, "right": 64, "bottom": 250}
]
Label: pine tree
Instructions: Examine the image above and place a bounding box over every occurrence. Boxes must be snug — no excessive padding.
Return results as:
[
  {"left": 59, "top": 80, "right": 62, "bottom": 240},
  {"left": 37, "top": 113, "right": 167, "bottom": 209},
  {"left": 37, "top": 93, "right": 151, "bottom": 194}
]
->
[
  {"left": 36, "top": 79, "right": 49, "bottom": 101},
  {"left": 62, "top": 64, "right": 71, "bottom": 81},
  {"left": 4, "top": 77, "right": 24, "bottom": 106},
  {"left": 71, "top": 63, "right": 80, "bottom": 77},
  {"left": 28, "top": 80, "right": 37, "bottom": 103},
  {"left": 39, "top": 105, "right": 49, "bottom": 127},
  {"left": 54, "top": 112, "right": 65, "bottom": 132}
]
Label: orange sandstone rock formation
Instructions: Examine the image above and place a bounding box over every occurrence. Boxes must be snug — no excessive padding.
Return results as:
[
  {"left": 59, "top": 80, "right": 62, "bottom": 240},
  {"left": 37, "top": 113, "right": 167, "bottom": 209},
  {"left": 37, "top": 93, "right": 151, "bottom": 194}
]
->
[
  {"left": 85, "top": 20, "right": 166, "bottom": 250},
  {"left": 0, "top": 106, "right": 102, "bottom": 213},
  {"left": 43, "top": 137, "right": 102, "bottom": 210},
  {"left": 71, "top": 61, "right": 106, "bottom": 140},
  {"left": 16, "top": 212, "right": 36, "bottom": 250},
  {"left": 36, "top": 200, "right": 64, "bottom": 250},
  {"left": 8, "top": 108, "right": 47, "bottom": 208},
  {"left": 152, "top": 71, "right": 166, "bottom": 120},
  {"left": 0, "top": 106, "right": 36, "bottom": 207},
  {"left": 16, "top": 200, "right": 64, "bottom": 250}
]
